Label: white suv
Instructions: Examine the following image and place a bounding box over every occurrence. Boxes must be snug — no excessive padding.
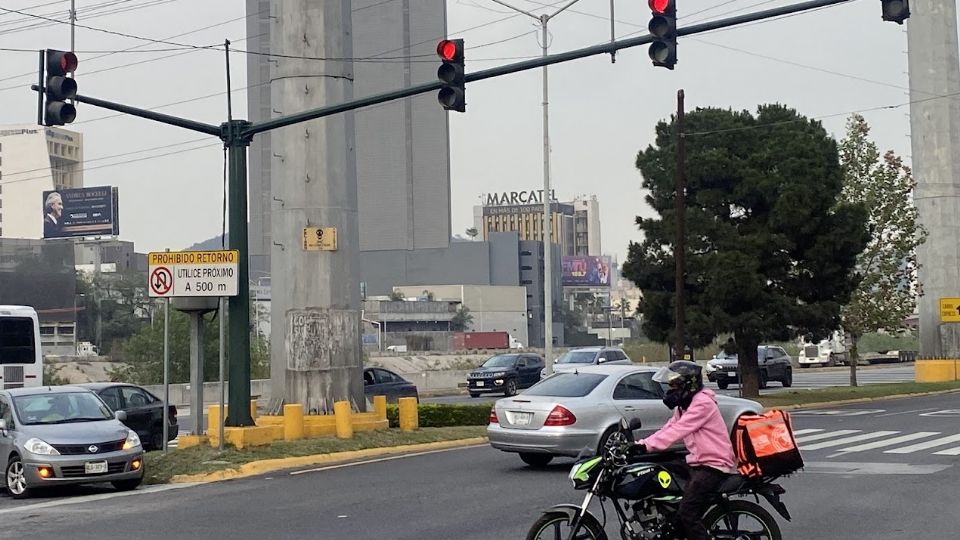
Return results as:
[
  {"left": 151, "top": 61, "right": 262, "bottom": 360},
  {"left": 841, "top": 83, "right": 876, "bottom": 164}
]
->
[{"left": 541, "top": 346, "right": 633, "bottom": 378}]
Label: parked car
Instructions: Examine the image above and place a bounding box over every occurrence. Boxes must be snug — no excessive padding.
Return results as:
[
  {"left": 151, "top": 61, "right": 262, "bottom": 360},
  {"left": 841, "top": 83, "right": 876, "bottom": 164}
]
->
[
  {"left": 487, "top": 365, "right": 762, "bottom": 467},
  {"left": 542, "top": 346, "right": 633, "bottom": 378},
  {"left": 468, "top": 353, "right": 545, "bottom": 397},
  {"left": 79, "top": 383, "right": 178, "bottom": 451},
  {"left": 363, "top": 367, "right": 419, "bottom": 403},
  {"left": 705, "top": 345, "right": 794, "bottom": 389},
  {"left": 0, "top": 386, "right": 145, "bottom": 499}
]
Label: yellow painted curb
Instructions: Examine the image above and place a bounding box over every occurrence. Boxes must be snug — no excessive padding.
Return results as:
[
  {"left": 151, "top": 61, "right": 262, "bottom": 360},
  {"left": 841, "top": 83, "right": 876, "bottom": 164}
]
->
[
  {"left": 768, "top": 388, "right": 960, "bottom": 412},
  {"left": 170, "top": 437, "right": 488, "bottom": 484}
]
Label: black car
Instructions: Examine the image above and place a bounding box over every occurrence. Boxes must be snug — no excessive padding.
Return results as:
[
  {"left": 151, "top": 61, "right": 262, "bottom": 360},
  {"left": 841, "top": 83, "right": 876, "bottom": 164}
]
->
[
  {"left": 79, "top": 383, "right": 178, "bottom": 451},
  {"left": 467, "top": 353, "right": 544, "bottom": 397},
  {"left": 705, "top": 345, "right": 794, "bottom": 389},
  {"left": 363, "top": 367, "right": 419, "bottom": 403}
]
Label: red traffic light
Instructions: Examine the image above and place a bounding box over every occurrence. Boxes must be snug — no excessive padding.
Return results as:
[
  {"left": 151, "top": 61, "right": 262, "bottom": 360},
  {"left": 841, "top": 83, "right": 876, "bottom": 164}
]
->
[
  {"left": 59, "top": 51, "right": 78, "bottom": 72},
  {"left": 437, "top": 39, "right": 460, "bottom": 62},
  {"left": 649, "top": 0, "right": 672, "bottom": 14},
  {"left": 46, "top": 49, "right": 78, "bottom": 76}
]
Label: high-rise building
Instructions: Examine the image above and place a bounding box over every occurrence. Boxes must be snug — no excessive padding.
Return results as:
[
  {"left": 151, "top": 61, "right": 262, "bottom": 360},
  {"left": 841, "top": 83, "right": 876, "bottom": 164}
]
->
[
  {"left": 245, "top": 0, "right": 451, "bottom": 278},
  {"left": 473, "top": 192, "right": 603, "bottom": 257},
  {"left": 0, "top": 125, "right": 83, "bottom": 239}
]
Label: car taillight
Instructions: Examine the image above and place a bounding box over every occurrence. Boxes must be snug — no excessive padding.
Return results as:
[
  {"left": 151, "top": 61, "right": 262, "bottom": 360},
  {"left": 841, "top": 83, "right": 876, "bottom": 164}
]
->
[
  {"left": 489, "top": 407, "right": 499, "bottom": 424},
  {"left": 544, "top": 405, "right": 576, "bottom": 426}
]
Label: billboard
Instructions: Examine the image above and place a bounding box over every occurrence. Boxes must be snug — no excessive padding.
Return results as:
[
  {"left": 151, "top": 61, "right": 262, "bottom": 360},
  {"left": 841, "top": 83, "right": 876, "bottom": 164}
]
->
[
  {"left": 42, "top": 186, "right": 119, "bottom": 239},
  {"left": 562, "top": 256, "right": 612, "bottom": 287}
]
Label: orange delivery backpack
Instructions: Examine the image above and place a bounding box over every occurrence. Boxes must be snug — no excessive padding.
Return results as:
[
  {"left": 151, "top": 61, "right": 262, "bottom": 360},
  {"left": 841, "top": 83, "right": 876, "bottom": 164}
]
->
[{"left": 732, "top": 409, "right": 805, "bottom": 479}]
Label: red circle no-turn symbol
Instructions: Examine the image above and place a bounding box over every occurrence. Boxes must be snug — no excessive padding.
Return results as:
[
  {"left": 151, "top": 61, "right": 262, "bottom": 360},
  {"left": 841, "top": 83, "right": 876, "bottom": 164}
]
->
[{"left": 150, "top": 266, "right": 173, "bottom": 296}]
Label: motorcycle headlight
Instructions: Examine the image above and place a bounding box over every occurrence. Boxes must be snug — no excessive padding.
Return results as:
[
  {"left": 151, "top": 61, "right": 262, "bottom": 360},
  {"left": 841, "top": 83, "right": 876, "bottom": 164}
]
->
[
  {"left": 24, "top": 438, "right": 60, "bottom": 456},
  {"left": 122, "top": 430, "right": 142, "bottom": 450}
]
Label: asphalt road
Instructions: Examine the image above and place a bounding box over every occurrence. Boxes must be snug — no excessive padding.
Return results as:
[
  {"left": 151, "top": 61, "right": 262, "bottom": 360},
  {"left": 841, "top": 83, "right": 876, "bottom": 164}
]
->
[
  {"left": 425, "top": 364, "right": 916, "bottom": 405},
  {"left": 1, "top": 392, "right": 957, "bottom": 539}
]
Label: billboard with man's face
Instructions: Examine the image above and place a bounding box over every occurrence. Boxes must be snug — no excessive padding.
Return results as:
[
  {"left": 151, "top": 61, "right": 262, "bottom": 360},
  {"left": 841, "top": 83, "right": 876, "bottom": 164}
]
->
[
  {"left": 42, "top": 186, "right": 119, "bottom": 239},
  {"left": 562, "top": 256, "right": 611, "bottom": 287}
]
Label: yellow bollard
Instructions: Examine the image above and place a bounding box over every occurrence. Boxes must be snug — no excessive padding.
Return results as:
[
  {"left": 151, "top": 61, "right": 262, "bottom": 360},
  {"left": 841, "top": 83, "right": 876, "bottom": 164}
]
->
[
  {"left": 250, "top": 400, "right": 259, "bottom": 420},
  {"left": 398, "top": 397, "right": 418, "bottom": 432},
  {"left": 334, "top": 400, "right": 353, "bottom": 439},
  {"left": 373, "top": 395, "right": 387, "bottom": 421},
  {"left": 208, "top": 404, "right": 226, "bottom": 433},
  {"left": 283, "top": 404, "right": 305, "bottom": 441}
]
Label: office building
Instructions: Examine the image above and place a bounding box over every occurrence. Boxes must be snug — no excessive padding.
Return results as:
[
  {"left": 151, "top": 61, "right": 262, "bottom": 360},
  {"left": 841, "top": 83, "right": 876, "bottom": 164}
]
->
[
  {"left": 473, "top": 192, "right": 603, "bottom": 257},
  {"left": 0, "top": 125, "right": 83, "bottom": 239}
]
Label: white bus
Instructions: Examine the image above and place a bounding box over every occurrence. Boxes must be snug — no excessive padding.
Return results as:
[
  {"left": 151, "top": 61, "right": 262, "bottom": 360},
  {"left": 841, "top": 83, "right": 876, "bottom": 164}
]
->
[{"left": 0, "top": 305, "right": 43, "bottom": 388}]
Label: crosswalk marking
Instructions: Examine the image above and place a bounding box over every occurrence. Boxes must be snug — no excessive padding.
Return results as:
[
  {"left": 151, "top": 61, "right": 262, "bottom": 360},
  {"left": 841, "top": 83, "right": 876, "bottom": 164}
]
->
[
  {"left": 792, "top": 429, "right": 825, "bottom": 436},
  {"left": 795, "top": 430, "right": 861, "bottom": 444},
  {"left": 800, "top": 431, "right": 899, "bottom": 451},
  {"left": 885, "top": 434, "right": 960, "bottom": 454},
  {"left": 933, "top": 446, "right": 960, "bottom": 456},
  {"left": 830, "top": 432, "right": 941, "bottom": 453}
]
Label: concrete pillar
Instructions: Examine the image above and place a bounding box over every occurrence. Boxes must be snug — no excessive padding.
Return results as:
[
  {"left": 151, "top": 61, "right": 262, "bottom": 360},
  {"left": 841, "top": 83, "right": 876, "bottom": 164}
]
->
[
  {"left": 189, "top": 312, "right": 204, "bottom": 436},
  {"left": 908, "top": 0, "right": 960, "bottom": 357},
  {"left": 269, "top": 0, "right": 364, "bottom": 413}
]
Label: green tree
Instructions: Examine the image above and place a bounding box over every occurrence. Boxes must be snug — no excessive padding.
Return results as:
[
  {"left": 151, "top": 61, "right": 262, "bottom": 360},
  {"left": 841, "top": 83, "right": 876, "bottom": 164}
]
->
[
  {"left": 76, "top": 270, "right": 151, "bottom": 358},
  {"left": 465, "top": 227, "right": 479, "bottom": 241},
  {"left": 450, "top": 305, "right": 474, "bottom": 331},
  {"left": 838, "top": 114, "right": 927, "bottom": 386},
  {"left": 622, "top": 104, "right": 869, "bottom": 397},
  {"left": 110, "top": 306, "right": 269, "bottom": 385},
  {"left": 388, "top": 289, "right": 405, "bottom": 301}
]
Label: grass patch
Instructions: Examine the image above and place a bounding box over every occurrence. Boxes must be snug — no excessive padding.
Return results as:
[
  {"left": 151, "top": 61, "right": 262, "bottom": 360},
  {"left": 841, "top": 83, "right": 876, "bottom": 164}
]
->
[
  {"left": 143, "top": 426, "right": 487, "bottom": 485},
  {"left": 757, "top": 381, "right": 960, "bottom": 408}
]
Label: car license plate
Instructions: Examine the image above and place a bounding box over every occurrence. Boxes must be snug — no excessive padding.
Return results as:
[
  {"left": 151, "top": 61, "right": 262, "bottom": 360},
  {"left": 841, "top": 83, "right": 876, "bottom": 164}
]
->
[
  {"left": 513, "top": 412, "right": 533, "bottom": 426},
  {"left": 85, "top": 461, "right": 108, "bottom": 474},
  {"left": 475, "top": 381, "right": 484, "bottom": 387},
  {"left": 727, "top": 372, "right": 736, "bottom": 377}
]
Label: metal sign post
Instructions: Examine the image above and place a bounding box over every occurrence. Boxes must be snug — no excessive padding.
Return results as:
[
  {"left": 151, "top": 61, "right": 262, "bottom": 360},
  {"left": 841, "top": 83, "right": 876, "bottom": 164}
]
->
[
  {"left": 162, "top": 296, "right": 170, "bottom": 453},
  {"left": 219, "top": 296, "right": 226, "bottom": 452}
]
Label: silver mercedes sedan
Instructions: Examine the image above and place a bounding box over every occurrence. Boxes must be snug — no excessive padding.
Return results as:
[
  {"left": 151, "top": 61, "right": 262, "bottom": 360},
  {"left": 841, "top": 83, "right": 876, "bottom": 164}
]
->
[{"left": 487, "top": 364, "right": 762, "bottom": 467}]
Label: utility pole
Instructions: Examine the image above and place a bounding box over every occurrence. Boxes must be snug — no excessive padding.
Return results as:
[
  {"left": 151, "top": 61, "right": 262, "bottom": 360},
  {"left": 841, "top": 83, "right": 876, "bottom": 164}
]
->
[
  {"left": 674, "top": 89, "right": 686, "bottom": 362},
  {"left": 489, "top": 0, "right": 585, "bottom": 372},
  {"left": 69, "top": 0, "right": 76, "bottom": 52}
]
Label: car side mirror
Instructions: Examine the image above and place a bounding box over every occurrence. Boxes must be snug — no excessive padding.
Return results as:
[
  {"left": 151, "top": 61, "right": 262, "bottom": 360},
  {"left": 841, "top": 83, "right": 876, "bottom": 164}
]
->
[
  {"left": 597, "top": 356, "right": 607, "bottom": 363},
  {"left": 115, "top": 410, "right": 127, "bottom": 422},
  {"left": 0, "top": 419, "right": 8, "bottom": 432}
]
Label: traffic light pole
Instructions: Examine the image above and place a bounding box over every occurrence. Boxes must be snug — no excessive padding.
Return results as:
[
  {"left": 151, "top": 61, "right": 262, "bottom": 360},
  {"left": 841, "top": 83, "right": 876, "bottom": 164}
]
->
[
  {"left": 32, "top": 0, "right": 856, "bottom": 428},
  {"left": 674, "top": 89, "right": 685, "bottom": 361}
]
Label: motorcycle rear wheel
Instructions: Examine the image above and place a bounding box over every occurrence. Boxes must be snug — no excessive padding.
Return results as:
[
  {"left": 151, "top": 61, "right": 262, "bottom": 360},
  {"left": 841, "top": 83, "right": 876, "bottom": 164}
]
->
[
  {"left": 702, "top": 499, "right": 782, "bottom": 540},
  {"left": 526, "top": 511, "right": 607, "bottom": 540}
]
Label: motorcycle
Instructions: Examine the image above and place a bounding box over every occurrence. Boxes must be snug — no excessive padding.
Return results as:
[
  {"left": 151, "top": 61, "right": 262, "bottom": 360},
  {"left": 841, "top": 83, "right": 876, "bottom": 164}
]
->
[{"left": 525, "top": 418, "right": 792, "bottom": 540}]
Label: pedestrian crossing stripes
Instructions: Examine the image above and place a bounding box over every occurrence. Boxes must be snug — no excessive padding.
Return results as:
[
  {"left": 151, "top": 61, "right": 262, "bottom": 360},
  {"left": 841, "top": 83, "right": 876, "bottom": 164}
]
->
[{"left": 792, "top": 429, "right": 960, "bottom": 457}]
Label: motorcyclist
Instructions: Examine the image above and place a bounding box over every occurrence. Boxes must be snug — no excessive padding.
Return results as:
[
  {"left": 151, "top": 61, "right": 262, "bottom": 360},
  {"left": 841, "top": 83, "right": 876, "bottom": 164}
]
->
[{"left": 635, "top": 360, "right": 736, "bottom": 540}]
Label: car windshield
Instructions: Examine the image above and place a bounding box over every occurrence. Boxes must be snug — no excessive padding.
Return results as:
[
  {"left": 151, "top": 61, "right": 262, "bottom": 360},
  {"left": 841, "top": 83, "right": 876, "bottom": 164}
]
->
[
  {"left": 13, "top": 392, "right": 113, "bottom": 425},
  {"left": 482, "top": 355, "right": 518, "bottom": 368},
  {"left": 524, "top": 373, "right": 607, "bottom": 397},
  {"left": 556, "top": 351, "right": 597, "bottom": 364}
]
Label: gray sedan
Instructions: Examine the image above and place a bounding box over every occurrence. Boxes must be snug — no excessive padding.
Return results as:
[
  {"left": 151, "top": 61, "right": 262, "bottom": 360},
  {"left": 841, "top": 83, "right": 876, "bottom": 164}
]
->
[
  {"left": 0, "top": 386, "right": 145, "bottom": 498},
  {"left": 487, "top": 365, "right": 762, "bottom": 467}
]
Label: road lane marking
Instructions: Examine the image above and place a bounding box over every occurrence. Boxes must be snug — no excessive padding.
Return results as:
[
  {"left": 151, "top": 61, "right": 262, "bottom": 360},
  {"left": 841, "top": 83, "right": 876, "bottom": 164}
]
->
[
  {"left": 0, "top": 483, "right": 199, "bottom": 515},
  {"left": 933, "top": 446, "right": 960, "bottom": 456},
  {"left": 795, "top": 430, "right": 861, "bottom": 444},
  {"left": 289, "top": 444, "right": 488, "bottom": 476},
  {"left": 802, "top": 461, "right": 951, "bottom": 475},
  {"left": 884, "top": 434, "right": 960, "bottom": 454},
  {"left": 792, "top": 429, "right": 825, "bottom": 436},
  {"left": 800, "top": 431, "right": 899, "bottom": 451},
  {"left": 876, "top": 408, "right": 938, "bottom": 417},
  {"left": 828, "top": 432, "right": 940, "bottom": 454}
]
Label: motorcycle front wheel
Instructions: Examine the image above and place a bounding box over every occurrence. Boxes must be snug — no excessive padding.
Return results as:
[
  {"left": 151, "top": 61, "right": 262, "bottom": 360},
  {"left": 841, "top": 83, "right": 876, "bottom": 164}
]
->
[
  {"left": 526, "top": 511, "right": 607, "bottom": 540},
  {"left": 702, "top": 499, "right": 782, "bottom": 540}
]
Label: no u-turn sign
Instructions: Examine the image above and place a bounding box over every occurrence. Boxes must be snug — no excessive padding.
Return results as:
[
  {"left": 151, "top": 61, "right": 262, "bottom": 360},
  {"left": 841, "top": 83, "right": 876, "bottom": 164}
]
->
[{"left": 147, "top": 250, "right": 239, "bottom": 298}]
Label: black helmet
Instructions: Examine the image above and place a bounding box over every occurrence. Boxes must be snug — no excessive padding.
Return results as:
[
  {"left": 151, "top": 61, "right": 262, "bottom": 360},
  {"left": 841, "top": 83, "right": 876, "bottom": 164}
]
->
[{"left": 654, "top": 360, "right": 703, "bottom": 389}]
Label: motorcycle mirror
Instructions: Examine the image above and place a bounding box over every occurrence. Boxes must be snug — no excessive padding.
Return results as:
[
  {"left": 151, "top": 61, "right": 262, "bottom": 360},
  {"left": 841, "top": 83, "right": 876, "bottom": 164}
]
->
[{"left": 628, "top": 418, "right": 642, "bottom": 431}]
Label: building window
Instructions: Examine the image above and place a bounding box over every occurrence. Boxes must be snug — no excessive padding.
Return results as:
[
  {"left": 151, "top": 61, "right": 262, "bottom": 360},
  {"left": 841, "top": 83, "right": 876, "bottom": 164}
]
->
[
  {"left": 39, "top": 326, "right": 56, "bottom": 336},
  {"left": 58, "top": 325, "right": 75, "bottom": 336}
]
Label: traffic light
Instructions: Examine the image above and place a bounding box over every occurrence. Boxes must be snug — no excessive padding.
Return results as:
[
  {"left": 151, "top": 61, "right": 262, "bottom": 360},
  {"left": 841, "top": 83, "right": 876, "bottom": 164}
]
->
[
  {"left": 648, "top": 0, "right": 677, "bottom": 70},
  {"left": 44, "top": 49, "right": 78, "bottom": 126},
  {"left": 437, "top": 39, "right": 465, "bottom": 112},
  {"left": 880, "top": 0, "right": 909, "bottom": 23}
]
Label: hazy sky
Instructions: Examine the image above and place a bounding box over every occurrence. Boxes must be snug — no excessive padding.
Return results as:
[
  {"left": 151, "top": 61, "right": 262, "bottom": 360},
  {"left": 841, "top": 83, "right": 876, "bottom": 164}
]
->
[{"left": 0, "top": 0, "right": 926, "bottom": 264}]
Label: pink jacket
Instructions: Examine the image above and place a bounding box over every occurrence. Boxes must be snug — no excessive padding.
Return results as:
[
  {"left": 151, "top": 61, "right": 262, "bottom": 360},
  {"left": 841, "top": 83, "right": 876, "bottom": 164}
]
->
[{"left": 638, "top": 388, "right": 736, "bottom": 473}]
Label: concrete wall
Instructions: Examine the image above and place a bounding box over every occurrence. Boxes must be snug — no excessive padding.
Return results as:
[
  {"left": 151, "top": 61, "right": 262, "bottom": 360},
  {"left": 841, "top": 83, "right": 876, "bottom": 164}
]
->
[
  {"left": 359, "top": 242, "right": 492, "bottom": 296},
  {"left": 0, "top": 126, "right": 55, "bottom": 239}
]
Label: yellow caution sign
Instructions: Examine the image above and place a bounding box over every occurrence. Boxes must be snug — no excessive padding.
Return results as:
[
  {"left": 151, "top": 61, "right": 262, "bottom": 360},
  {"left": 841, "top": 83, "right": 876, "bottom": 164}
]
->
[
  {"left": 303, "top": 227, "right": 338, "bottom": 251},
  {"left": 939, "top": 298, "right": 960, "bottom": 322}
]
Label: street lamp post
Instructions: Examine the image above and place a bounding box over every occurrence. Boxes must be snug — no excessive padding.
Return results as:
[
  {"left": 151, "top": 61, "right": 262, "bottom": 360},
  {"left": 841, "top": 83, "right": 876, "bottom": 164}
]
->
[{"left": 489, "top": 0, "right": 586, "bottom": 373}]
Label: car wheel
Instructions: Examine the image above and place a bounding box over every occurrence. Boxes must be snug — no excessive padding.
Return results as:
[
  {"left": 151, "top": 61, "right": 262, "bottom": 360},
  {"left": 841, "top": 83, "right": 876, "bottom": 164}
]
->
[
  {"left": 505, "top": 379, "right": 518, "bottom": 397},
  {"left": 519, "top": 453, "right": 553, "bottom": 468},
  {"left": 717, "top": 380, "right": 729, "bottom": 390},
  {"left": 469, "top": 392, "right": 481, "bottom": 398},
  {"left": 5, "top": 455, "right": 32, "bottom": 499},
  {"left": 112, "top": 477, "right": 143, "bottom": 492},
  {"left": 782, "top": 368, "right": 793, "bottom": 387},
  {"left": 759, "top": 371, "right": 769, "bottom": 389},
  {"left": 150, "top": 427, "right": 165, "bottom": 451}
]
